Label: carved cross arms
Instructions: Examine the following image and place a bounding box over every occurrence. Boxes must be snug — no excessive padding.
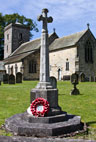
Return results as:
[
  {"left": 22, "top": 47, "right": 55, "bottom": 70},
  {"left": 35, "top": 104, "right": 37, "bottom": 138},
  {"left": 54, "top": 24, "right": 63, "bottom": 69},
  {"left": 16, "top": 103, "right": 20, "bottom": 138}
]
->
[
  {"left": 37, "top": 8, "right": 53, "bottom": 23},
  {"left": 37, "top": 14, "right": 53, "bottom": 23}
]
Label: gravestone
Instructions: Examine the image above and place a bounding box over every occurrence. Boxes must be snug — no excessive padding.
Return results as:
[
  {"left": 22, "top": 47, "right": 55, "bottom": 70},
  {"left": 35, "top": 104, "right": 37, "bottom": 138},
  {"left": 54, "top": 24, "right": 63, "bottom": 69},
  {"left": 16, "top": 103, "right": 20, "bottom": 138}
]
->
[
  {"left": 9, "top": 74, "right": 15, "bottom": 84},
  {"left": 79, "top": 73, "right": 85, "bottom": 82},
  {"left": 50, "top": 76, "right": 57, "bottom": 88},
  {"left": 3, "top": 74, "right": 9, "bottom": 84},
  {"left": 5, "top": 8, "right": 84, "bottom": 137},
  {"left": 94, "top": 77, "right": 96, "bottom": 82},
  {"left": 70, "top": 72, "right": 80, "bottom": 95},
  {"left": 0, "top": 80, "right": 1, "bottom": 85},
  {"left": 16, "top": 72, "right": 22, "bottom": 83},
  {"left": 90, "top": 76, "right": 94, "bottom": 82},
  {"left": 71, "top": 73, "right": 79, "bottom": 84},
  {"left": 63, "top": 75, "right": 70, "bottom": 81}
]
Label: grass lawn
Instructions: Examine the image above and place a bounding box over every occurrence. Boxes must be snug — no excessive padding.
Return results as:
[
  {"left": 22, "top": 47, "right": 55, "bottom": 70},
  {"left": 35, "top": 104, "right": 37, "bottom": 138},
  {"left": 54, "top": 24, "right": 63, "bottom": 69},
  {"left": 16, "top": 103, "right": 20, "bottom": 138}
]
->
[{"left": 0, "top": 81, "right": 96, "bottom": 139}]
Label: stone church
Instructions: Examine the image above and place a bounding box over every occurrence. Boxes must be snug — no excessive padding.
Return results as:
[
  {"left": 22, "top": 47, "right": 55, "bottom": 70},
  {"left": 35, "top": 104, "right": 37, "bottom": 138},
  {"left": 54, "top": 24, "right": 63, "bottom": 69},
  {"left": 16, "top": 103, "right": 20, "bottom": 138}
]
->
[{"left": 4, "top": 23, "right": 96, "bottom": 81}]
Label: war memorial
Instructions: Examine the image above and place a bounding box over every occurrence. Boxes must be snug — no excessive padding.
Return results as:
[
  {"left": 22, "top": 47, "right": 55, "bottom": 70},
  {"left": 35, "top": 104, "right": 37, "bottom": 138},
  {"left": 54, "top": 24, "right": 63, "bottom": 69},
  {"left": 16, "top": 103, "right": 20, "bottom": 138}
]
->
[{"left": 1, "top": 9, "right": 92, "bottom": 142}]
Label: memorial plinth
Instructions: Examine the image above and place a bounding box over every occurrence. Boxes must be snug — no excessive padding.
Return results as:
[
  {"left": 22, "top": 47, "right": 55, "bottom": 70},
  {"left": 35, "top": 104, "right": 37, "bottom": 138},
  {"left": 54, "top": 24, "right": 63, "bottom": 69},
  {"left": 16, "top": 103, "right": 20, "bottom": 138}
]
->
[
  {"left": 5, "top": 112, "right": 84, "bottom": 137},
  {"left": 30, "top": 88, "right": 61, "bottom": 116},
  {"left": 5, "top": 8, "right": 84, "bottom": 137},
  {"left": 30, "top": 8, "right": 61, "bottom": 115}
]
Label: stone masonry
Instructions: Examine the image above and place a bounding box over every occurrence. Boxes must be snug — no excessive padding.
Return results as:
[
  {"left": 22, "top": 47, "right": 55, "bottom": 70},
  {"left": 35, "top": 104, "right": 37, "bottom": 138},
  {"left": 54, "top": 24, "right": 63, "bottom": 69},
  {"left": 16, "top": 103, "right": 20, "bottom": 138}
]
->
[{"left": 4, "top": 23, "right": 30, "bottom": 59}]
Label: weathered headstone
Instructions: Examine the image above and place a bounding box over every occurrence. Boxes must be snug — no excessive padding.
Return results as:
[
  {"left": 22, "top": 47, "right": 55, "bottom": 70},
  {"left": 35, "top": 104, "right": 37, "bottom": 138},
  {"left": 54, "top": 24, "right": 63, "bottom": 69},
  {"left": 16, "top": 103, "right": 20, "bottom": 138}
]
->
[
  {"left": 3, "top": 74, "right": 9, "bottom": 84},
  {"left": 9, "top": 74, "right": 15, "bottom": 84},
  {"left": 89, "top": 76, "right": 94, "bottom": 82},
  {"left": 63, "top": 75, "right": 70, "bottom": 81},
  {"left": 94, "top": 76, "right": 96, "bottom": 82},
  {"left": 70, "top": 72, "right": 80, "bottom": 95},
  {"left": 71, "top": 73, "right": 79, "bottom": 84},
  {"left": 16, "top": 72, "right": 22, "bottom": 83},
  {"left": 79, "top": 72, "right": 85, "bottom": 82},
  {"left": 50, "top": 76, "right": 57, "bottom": 89}
]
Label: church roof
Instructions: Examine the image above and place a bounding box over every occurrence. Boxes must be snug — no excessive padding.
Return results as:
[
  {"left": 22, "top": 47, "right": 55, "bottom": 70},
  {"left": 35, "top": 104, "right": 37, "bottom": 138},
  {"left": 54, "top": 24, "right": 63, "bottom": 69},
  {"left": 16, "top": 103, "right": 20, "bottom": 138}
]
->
[
  {"left": 4, "top": 38, "right": 40, "bottom": 64},
  {"left": 4, "top": 29, "right": 88, "bottom": 64},
  {"left": 11, "top": 38, "right": 40, "bottom": 56},
  {"left": 49, "top": 30, "right": 87, "bottom": 51},
  {"left": 4, "top": 32, "right": 58, "bottom": 64}
]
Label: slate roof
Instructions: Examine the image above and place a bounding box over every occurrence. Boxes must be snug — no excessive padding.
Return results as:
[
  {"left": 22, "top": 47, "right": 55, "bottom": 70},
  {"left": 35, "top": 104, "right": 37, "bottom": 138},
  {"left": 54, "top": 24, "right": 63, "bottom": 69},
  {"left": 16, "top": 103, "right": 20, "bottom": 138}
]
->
[
  {"left": 49, "top": 30, "right": 87, "bottom": 51},
  {"left": 4, "top": 38, "right": 40, "bottom": 64},
  {"left": 11, "top": 38, "right": 40, "bottom": 56},
  {"left": 4, "top": 29, "right": 88, "bottom": 64}
]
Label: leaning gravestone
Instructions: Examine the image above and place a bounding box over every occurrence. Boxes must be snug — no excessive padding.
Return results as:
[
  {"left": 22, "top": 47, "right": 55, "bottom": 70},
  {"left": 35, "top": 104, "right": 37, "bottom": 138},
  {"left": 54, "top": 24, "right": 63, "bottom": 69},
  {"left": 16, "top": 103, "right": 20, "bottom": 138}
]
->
[
  {"left": 16, "top": 72, "right": 22, "bottom": 83},
  {"left": 50, "top": 76, "right": 57, "bottom": 89},
  {"left": 5, "top": 8, "right": 84, "bottom": 138},
  {"left": 9, "top": 74, "right": 15, "bottom": 84},
  {"left": 70, "top": 72, "right": 80, "bottom": 95},
  {"left": 3, "top": 74, "right": 9, "bottom": 84}
]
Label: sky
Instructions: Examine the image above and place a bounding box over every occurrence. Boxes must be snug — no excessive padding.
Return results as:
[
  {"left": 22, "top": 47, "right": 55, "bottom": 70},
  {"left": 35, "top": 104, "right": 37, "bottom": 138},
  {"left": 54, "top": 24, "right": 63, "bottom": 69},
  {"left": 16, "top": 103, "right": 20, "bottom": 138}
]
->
[{"left": 1, "top": 0, "right": 96, "bottom": 40}]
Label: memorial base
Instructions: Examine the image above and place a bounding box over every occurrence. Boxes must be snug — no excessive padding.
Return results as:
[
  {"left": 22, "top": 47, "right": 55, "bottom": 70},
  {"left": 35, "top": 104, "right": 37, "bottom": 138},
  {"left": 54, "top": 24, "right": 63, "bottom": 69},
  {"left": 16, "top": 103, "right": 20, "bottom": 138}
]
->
[
  {"left": 5, "top": 112, "right": 84, "bottom": 137},
  {"left": 70, "top": 88, "right": 80, "bottom": 95},
  {"left": 30, "top": 88, "right": 61, "bottom": 116}
]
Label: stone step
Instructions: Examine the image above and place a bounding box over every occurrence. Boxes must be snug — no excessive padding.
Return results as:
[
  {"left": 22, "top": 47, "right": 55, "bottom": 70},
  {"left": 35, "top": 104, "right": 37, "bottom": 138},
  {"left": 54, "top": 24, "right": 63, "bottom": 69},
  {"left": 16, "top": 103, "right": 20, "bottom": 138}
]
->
[
  {"left": 21, "top": 112, "right": 68, "bottom": 123},
  {"left": 0, "top": 136, "right": 96, "bottom": 142},
  {"left": 5, "top": 113, "right": 84, "bottom": 137}
]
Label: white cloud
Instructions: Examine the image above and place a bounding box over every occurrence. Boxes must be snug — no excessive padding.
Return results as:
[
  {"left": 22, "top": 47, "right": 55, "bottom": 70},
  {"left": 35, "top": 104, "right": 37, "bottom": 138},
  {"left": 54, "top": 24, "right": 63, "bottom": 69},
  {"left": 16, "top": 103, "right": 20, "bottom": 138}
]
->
[
  {"left": 1, "top": 0, "right": 96, "bottom": 38},
  {"left": 1, "top": 0, "right": 96, "bottom": 22},
  {"left": 16, "top": 0, "right": 96, "bottom": 23}
]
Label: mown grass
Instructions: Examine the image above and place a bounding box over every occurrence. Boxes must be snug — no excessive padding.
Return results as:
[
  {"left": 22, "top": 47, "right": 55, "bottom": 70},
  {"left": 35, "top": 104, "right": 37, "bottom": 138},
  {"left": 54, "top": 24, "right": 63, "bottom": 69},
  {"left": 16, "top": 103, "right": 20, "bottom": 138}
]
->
[{"left": 0, "top": 81, "right": 96, "bottom": 139}]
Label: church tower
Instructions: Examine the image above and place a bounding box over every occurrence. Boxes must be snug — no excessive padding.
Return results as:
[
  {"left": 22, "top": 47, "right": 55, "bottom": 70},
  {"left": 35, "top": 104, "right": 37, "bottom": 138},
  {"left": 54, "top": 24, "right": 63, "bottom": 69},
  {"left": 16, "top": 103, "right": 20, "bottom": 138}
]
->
[{"left": 4, "top": 23, "right": 30, "bottom": 59}]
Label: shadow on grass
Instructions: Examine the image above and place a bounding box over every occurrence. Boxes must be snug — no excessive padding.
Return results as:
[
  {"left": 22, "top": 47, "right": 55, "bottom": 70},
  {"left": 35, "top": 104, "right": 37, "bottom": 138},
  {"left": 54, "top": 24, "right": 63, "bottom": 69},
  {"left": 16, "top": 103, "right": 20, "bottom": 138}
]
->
[
  {"left": 87, "top": 121, "right": 96, "bottom": 126},
  {"left": 58, "top": 93, "right": 84, "bottom": 96},
  {"left": 58, "top": 94, "right": 67, "bottom": 96}
]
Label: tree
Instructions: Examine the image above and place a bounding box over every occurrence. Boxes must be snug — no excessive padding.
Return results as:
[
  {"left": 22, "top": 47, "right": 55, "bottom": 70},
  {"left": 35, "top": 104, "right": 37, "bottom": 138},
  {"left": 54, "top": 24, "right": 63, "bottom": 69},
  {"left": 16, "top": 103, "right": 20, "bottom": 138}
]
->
[
  {"left": 0, "top": 13, "right": 38, "bottom": 60},
  {"left": 0, "top": 13, "right": 4, "bottom": 60}
]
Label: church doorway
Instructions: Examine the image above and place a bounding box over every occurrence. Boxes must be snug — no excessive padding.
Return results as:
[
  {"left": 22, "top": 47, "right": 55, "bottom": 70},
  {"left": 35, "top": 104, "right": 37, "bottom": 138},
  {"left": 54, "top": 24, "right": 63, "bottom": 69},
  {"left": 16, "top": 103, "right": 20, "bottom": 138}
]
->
[{"left": 58, "top": 68, "right": 61, "bottom": 80}]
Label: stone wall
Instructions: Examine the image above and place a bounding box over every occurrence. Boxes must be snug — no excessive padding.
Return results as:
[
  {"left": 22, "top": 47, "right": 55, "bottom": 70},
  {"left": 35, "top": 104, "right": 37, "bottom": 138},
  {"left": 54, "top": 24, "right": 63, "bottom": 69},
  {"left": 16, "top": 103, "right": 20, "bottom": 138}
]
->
[
  {"left": 4, "top": 23, "right": 30, "bottom": 59},
  {"left": 12, "top": 26, "right": 30, "bottom": 52},
  {"left": 77, "top": 30, "right": 96, "bottom": 78},
  {"left": 23, "top": 51, "right": 40, "bottom": 80},
  {"left": 49, "top": 47, "right": 77, "bottom": 80},
  {"left": 4, "top": 28, "right": 12, "bottom": 59},
  {"left": 5, "top": 62, "right": 22, "bottom": 75}
]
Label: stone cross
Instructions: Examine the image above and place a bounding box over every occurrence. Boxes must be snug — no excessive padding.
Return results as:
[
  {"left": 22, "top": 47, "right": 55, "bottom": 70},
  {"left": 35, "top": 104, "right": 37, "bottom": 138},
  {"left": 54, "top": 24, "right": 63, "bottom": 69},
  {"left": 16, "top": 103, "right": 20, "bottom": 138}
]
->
[{"left": 37, "top": 9, "right": 53, "bottom": 89}]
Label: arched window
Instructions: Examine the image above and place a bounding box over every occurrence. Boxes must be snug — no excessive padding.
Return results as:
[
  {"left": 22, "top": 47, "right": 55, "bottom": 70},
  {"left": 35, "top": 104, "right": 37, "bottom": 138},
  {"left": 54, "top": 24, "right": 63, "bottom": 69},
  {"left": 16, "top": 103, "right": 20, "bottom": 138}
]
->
[
  {"left": 7, "top": 45, "right": 8, "bottom": 53},
  {"left": 19, "top": 33, "right": 23, "bottom": 41},
  {"left": 29, "top": 60, "right": 37, "bottom": 73},
  {"left": 66, "top": 59, "right": 69, "bottom": 71},
  {"left": 58, "top": 68, "right": 61, "bottom": 80},
  {"left": 85, "top": 40, "right": 93, "bottom": 63}
]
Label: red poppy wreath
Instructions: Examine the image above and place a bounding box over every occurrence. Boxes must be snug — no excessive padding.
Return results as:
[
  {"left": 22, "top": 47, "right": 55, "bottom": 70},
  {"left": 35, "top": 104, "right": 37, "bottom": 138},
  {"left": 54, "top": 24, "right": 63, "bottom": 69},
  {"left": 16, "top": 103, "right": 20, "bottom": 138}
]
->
[{"left": 30, "top": 98, "right": 49, "bottom": 117}]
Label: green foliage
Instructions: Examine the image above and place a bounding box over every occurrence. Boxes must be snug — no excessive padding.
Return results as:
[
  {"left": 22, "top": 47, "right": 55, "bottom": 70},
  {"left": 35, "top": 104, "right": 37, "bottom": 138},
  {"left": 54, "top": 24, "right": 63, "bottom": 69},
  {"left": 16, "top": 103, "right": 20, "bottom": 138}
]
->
[
  {"left": 0, "top": 81, "right": 96, "bottom": 139},
  {"left": 3, "top": 13, "right": 38, "bottom": 35},
  {"left": 0, "top": 13, "right": 38, "bottom": 60}
]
